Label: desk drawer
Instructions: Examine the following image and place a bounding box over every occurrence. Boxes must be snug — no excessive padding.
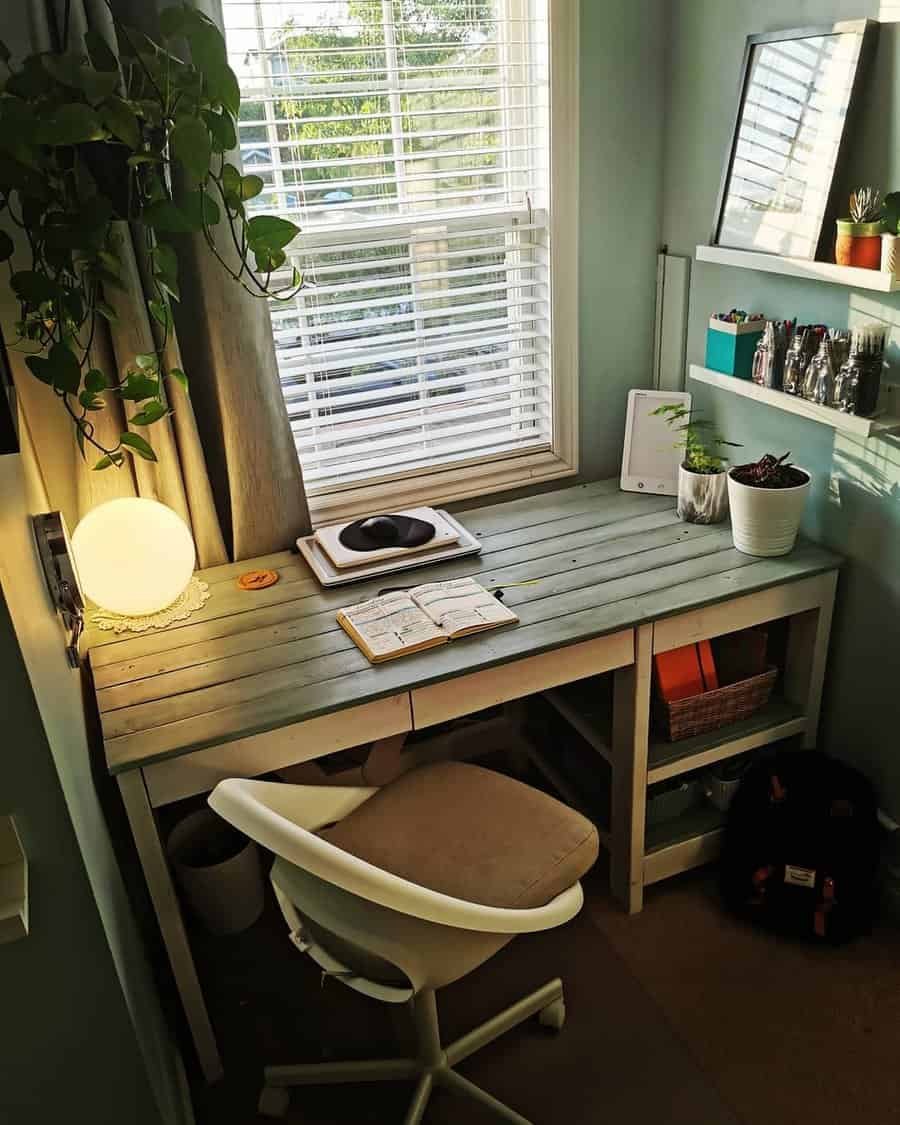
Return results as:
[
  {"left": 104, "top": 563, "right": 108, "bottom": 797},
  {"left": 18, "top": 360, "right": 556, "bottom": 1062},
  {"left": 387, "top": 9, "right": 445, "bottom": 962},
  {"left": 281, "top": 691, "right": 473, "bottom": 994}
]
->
[
  {"left": 411, "top": 631, "right": 634, "bottom": 729},
  {"left": 143, "top": 693, "right": 411, "bottom": 807}
]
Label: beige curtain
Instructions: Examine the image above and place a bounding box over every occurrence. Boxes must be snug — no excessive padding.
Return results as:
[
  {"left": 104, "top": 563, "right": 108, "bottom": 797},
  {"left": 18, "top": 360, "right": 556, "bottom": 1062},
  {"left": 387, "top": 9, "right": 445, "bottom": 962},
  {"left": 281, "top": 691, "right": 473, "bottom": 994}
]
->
[{"left": 4, "top": 0, "right": 311, "bottom": 565}]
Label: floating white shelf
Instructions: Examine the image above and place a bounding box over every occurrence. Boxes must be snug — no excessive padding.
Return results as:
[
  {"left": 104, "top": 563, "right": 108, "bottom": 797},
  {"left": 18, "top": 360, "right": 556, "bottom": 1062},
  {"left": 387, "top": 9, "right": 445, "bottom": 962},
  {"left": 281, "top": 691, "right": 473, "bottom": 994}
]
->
[
  {"left": 696, "top": 244, "right": 900, "bottom": 293},
  {"left": 689, "top": 365, "right": 900, "bottom": 439},
  {"left": 0, "top": 816, "right": 27, "bottom": 944}
]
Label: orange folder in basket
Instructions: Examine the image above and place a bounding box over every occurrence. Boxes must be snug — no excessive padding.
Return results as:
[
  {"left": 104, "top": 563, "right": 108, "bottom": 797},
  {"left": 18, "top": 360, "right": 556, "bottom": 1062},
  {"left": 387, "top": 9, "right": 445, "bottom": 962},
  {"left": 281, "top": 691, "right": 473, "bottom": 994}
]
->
[{"left": 653, "top": 645, "right": 704, "bottom": 702}]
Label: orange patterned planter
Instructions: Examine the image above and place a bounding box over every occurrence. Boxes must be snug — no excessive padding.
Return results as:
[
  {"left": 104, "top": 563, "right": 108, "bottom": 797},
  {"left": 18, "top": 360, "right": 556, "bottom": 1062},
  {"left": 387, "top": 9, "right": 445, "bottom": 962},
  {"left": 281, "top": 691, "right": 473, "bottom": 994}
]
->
[{"left": 835, "top": 220, "right": 883, "bottom": 269}]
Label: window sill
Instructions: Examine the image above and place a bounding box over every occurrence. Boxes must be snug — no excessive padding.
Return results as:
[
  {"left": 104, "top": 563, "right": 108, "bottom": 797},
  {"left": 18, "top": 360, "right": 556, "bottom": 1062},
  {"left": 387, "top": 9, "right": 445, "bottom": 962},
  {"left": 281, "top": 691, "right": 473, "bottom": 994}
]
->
[{"left": 307, "top": 449, "right": 577, "bottom": 528}]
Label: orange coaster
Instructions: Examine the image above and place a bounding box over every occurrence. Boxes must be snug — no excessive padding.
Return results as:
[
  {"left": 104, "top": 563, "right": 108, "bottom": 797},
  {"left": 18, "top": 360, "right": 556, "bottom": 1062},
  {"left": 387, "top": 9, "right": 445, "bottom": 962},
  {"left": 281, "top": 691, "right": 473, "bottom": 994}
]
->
[{"left": 237, "top": 569, "right": 279, "bottom": 591}]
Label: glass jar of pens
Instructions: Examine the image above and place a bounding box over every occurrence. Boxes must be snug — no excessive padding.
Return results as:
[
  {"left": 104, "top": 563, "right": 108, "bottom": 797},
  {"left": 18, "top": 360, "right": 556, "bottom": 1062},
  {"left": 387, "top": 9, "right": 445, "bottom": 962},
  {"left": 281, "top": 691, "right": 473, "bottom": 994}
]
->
[{"left": 747, "top": 318, "right": 887, "bottom": 417}]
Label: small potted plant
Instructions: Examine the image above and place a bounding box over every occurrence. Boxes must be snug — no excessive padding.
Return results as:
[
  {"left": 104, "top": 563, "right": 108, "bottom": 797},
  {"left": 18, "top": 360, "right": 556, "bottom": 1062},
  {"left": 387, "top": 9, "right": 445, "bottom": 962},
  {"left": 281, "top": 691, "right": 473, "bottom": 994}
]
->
[
  {"left": 835, "top": 187, "right": 884, "bottom": 270},
  {"left": 727, "top": 453, "right": 811, "bottom": 557},
  {"left": 881, "top": 191, "right": 900, "bottom": 276},
  {"left": 652, "top": 403, "right": 740, "bottom": 524}
]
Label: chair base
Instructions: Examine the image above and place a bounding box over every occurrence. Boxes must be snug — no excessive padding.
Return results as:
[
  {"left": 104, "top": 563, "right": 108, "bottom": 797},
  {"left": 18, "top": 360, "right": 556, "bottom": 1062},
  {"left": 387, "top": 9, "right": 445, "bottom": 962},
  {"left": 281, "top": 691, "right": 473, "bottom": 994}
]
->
[{"left": 258, "top": 977, "right": 565, "bottom": 1124}]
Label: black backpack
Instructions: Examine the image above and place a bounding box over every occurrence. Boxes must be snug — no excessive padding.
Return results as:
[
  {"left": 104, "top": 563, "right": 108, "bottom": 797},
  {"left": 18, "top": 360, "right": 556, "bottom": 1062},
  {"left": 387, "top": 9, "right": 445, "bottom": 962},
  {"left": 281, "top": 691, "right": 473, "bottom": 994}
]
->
[{"left": 720, "top": 751, "right": 880, "bottom": 944}]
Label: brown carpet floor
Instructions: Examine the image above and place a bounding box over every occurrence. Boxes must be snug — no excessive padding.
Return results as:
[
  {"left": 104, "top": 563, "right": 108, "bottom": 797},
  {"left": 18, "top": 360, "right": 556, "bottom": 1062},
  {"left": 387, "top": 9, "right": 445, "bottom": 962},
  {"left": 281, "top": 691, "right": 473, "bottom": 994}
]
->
[
  {"left": 189, "top": 871, "right": 738, "bottom": 1125},
  {"left": 588, "top": 867, "right": 900, "bottom": 1125}
]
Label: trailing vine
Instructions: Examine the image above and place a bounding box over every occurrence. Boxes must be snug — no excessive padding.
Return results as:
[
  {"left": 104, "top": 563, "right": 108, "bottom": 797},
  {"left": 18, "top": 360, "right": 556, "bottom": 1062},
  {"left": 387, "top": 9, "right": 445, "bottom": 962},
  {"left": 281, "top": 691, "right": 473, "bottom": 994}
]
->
[{"left": 0, "top": 3, "right": 301, "bottom": 469}]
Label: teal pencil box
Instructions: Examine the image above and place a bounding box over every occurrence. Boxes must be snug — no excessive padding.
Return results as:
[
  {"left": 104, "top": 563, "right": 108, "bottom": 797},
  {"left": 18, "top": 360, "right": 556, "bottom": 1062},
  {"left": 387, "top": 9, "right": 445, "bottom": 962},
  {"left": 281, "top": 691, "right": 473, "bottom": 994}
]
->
[{"left": 705, "top": 318, "right": 764, "bottom": 380}]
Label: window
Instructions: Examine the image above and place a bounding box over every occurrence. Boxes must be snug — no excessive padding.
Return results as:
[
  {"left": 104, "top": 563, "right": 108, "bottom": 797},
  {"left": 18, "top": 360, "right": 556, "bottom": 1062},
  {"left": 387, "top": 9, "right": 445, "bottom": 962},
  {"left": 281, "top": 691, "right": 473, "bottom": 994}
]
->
[{"left": 223, "top": 0, "right": 578, "bottom": 520}]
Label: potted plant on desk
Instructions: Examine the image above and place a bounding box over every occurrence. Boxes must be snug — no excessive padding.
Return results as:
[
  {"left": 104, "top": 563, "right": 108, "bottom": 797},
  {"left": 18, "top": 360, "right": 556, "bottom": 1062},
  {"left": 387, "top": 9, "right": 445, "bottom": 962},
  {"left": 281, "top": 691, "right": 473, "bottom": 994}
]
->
[
  {"left": 727, "top": 453, "right": 811, "bottom": 557},
  {"left": 652, "top": 403, "right": 739, "bottom": 525}
]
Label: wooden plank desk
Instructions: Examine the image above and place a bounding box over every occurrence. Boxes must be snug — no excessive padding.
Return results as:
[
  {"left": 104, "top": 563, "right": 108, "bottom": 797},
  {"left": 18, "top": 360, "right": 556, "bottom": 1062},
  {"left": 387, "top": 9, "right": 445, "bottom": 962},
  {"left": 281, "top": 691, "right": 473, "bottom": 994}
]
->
[{"left": 84, "top": 479, "right": 841, "bottom": 1082}]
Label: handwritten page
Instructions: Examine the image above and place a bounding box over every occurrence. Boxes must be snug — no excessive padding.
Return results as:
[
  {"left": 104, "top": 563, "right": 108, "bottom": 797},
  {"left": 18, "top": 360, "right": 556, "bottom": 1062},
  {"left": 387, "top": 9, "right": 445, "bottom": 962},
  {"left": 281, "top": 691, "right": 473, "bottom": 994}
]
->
[
  {"left": 338, "top": 591, "right": 446, "bottom": 661},
  {"left": 410, "top": 577, "right": 518, "bottom": 638}
]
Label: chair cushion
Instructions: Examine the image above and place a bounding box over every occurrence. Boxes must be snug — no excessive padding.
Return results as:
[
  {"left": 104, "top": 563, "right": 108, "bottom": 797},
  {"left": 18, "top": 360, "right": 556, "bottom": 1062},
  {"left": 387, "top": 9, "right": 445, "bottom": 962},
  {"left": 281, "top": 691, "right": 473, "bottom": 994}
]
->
[{"left": 319, "top": 761, "right": 599, "bottom": 910}]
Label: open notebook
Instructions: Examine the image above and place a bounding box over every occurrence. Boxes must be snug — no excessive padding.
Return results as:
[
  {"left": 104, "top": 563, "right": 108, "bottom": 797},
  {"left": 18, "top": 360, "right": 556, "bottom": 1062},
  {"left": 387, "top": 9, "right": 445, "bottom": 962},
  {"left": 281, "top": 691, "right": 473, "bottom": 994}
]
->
[{"left": 337, "top": 577, "right": 518, "bottom": 664}]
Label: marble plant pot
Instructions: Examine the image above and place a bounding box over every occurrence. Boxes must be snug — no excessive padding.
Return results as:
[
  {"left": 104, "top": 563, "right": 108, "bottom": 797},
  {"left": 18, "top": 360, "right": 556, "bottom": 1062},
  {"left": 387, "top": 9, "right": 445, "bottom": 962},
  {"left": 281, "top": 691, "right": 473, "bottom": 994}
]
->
[{"left": 676, "top": 465, "right": 729, "bottom": 525}]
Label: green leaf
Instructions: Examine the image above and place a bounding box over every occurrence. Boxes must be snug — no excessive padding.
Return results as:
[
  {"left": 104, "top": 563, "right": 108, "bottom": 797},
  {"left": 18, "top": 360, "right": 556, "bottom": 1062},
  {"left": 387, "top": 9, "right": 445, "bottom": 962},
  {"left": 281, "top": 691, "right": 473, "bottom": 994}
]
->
[
  {"left": 47, "top": 341, "right": 82, "bottom": 395},
  {"left": 0, "top": 40, "right": 10, "bottom": 64},
  {"left": 93, "top": 451, "right": 124, "bottom": 470},
  {"left": 85, "top": 368, "right": 109, "bottom": 393},
  {"left": 95, "top": 299, "right": 119, "bottom": 323},
  {"left": 252, "top": 246, "right": 286, "bottom": 273},
  {"left": 63, "top": 289, "right": 85, "bottom": 324},
  {"left": 79, "top": 389, "right": 104, "bottom": 411},
  {"left": 170, "top": 115, "right": 212, "bottom": 185},
  {"left": 152, "top": 241, "right": 178, "bottom": 279},
  {"left": 43, "top": 52, "right": 116, "bottom": 101},
  {"left": 118, "top": 371, "right": 159, "bottom": 400},
  {"left": 142, "top": 191, "right": 219, "bottom": 233},
  {"left": 129, "top": 400, "right": 168, "bottom": 427},
  {"left": 135, "top": 352, "right": 158, "bottom": 370},
  {"left": 247, "top": 214, "right": 300, "bottom": 254},
  {"left": 120, "top": 431, "right": 157, "bottom": 461},
  {"left": 148, "top": 298, "right": 170, "bottom": 328},
  {"left": 25, "top": 355, "right": 53, "bottom": 385},
  {"left": 206, "top": 62, "right": 240, "bottom": 117},
  {"left": 0, "top": 230, "right": 13, "bottom": 262},
  {"left": 11, "top": 270, "right": 57, "bottom": 304},
  {"left": 85, "top": 30, "right": 120, "bottom": 72},
  {"left": 181, "top": 190, "right": 220, "bottom": 229},
  {"left": 169, "top": 367, "right": 189, "bottom": 395},
  {"left": 101, "top": 96, "right": 140, "bottom": 149},
  {"left": 241, "top": 174, "right": 263, "bottom": 201},
  {"left": 151, "top": 242, "right": 179, "bottom": 299},
  {"left": 127, "top": 152, "right": 163, "bottom": 167},
  {"left": 202, "top": 108, "right": 236, "bottom": 153},
  {"left": 38, "top": 103, "right": 106, "bottom": 145},
  {"left": 159, "top": 6, "right": 190, "bottom": 40},
  {"left": 222, "top": 162, "right": 240, "bottom": 198}
]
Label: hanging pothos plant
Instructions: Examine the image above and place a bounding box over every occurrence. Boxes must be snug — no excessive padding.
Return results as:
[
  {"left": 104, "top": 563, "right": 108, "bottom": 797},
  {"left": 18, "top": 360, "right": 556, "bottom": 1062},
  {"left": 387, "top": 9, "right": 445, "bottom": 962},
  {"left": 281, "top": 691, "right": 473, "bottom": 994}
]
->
[{"left": 0, "top": 3, "right": 301, "bottom": 470}]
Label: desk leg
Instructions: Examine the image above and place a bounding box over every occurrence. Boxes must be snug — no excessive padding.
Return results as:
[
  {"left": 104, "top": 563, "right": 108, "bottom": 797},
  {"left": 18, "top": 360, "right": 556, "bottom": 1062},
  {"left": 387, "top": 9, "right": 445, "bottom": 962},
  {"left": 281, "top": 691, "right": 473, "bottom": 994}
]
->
[
  {"left": 611, "top": 624, "right": 652, "bottom": 914},
  {"left": 118, "top": 770, "right": 224, "bottom": 1084},
  {"left": 784, "top": 570, "right": 838, "bottom": 749}
]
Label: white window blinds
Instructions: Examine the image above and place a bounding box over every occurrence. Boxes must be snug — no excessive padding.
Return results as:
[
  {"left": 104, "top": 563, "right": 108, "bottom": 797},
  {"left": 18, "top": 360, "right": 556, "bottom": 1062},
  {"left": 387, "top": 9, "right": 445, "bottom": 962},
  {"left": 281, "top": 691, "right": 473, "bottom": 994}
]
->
[{"left": 222, "top": 0, "right": 552, "bottom": 492}]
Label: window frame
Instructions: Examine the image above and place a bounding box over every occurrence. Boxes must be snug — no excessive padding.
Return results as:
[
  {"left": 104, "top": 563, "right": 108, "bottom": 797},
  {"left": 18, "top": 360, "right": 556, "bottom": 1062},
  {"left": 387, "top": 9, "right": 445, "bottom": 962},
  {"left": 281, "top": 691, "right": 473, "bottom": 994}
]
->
[{"left": 273, "top": 0, "right": 580, "bottom": 527}]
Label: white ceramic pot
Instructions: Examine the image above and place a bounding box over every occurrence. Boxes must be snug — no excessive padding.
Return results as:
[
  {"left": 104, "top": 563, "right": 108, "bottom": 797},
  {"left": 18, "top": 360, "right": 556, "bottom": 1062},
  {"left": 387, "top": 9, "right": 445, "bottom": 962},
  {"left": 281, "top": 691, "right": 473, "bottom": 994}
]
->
[
  {"left": 727, "top": 467, "right": 811, "bottom": 557},
  {"left": 676, "top": 465, "right": 729, "bottom": 524}
]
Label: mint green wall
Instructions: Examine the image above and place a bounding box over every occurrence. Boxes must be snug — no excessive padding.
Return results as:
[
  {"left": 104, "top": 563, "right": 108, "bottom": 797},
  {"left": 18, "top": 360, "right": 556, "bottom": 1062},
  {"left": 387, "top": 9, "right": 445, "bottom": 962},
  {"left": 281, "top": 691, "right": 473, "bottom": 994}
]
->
[
  {"left": 662, "top": 2, "right": 900, "bottom": 814},
  {"left": 578, "top": 0, "right": 667, "bottom": 480}
]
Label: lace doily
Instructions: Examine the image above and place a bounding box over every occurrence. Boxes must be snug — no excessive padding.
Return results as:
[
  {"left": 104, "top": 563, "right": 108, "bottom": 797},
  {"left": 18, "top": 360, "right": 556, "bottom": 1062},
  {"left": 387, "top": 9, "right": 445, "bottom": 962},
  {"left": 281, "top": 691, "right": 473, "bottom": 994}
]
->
[{"left": 91, "top": 577, "right": 211, "bottom": 633}]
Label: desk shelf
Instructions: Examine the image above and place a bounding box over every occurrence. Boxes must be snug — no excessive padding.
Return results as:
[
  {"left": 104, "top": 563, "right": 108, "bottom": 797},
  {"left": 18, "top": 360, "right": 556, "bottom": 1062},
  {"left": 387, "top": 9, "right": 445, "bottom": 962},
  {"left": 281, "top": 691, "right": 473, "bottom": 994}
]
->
[
  {"left": 544, "top": 682, "right": 803, "bottom": 785},
  {"left": 643, "top": 806, "right": 727, "bottom": 887},
  {"left": 689, "top": 366, "right": 900, "bottom": 439}
]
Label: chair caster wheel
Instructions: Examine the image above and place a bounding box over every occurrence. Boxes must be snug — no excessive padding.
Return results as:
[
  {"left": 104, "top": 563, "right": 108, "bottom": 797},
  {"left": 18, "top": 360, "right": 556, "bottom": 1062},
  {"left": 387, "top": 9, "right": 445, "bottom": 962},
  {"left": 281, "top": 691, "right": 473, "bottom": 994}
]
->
[
  {"left": 538, "top": 997, "right": 566, "bottom": 1031},
  {"left": 258, "top": 1086, "right": 291, "bottom": 1118}
]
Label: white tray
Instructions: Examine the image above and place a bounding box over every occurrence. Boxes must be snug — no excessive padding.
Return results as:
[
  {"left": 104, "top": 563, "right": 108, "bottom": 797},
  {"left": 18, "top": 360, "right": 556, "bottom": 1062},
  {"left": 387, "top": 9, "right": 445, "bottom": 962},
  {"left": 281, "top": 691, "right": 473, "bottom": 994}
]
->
[{"left": 297, "top": 510, "right": 481, "bottom": 587}]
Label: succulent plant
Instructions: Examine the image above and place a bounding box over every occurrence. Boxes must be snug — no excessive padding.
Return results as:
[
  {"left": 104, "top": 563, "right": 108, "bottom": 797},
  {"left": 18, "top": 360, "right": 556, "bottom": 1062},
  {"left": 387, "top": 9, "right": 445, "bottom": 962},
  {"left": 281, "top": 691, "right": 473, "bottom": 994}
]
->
[
  {"left": 848, "top": 186, "right": 882, "bottom": 225},
  {"left": 731, "top": 453, "right": 807, "bottom": 490}
]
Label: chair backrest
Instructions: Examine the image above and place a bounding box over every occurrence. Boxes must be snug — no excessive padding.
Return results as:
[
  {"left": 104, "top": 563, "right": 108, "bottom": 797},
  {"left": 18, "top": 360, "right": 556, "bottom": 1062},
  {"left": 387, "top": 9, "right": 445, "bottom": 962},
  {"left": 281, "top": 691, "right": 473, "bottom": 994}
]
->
[{"left": 209, "top": 777, "right": 584, "bottom": 935}]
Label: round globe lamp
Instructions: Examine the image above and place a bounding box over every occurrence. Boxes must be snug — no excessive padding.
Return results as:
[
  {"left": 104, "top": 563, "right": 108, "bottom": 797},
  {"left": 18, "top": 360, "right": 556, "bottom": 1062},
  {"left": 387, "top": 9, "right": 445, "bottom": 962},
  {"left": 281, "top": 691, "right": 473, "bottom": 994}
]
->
[{"left": 71, "top": 498, "right": 196, "bottom": 616}]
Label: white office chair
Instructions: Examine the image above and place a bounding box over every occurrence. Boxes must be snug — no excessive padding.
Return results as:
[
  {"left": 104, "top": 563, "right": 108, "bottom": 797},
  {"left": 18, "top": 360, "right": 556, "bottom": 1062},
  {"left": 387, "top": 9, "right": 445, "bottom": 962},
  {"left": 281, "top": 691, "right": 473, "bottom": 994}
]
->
[{"left": 210, "top": 761, "right": 599, "bottom": 1124}]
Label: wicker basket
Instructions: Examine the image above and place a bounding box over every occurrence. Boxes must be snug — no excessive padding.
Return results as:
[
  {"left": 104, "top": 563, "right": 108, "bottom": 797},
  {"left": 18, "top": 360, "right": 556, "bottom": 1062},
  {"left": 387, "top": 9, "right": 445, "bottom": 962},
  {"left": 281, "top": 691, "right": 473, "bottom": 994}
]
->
[{"left": 653, "top": 666, "right": 777, "bottom": 742}]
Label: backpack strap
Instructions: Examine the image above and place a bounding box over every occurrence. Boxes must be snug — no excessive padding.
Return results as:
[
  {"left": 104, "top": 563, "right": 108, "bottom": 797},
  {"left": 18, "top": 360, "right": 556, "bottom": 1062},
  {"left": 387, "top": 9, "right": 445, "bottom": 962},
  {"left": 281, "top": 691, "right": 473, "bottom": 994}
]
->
[{"left": 814, "top": 875, "right": 836, "bottom": 938}]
